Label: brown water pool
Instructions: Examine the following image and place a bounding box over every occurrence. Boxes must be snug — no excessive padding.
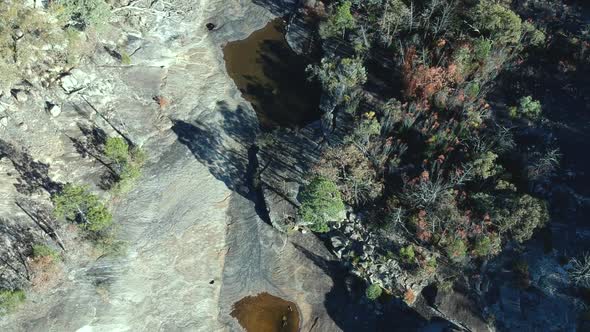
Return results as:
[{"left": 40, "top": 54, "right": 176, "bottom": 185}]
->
[
  {"left": 223, "top": 18, "right": 321, "bottom": 129},
  {"left": 230, "top": 292, "right": 300, "bottom": 332}
]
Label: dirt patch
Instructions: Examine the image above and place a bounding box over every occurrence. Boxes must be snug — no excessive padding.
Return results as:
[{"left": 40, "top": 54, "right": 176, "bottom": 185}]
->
[{"left": 231, "top": 292, "right": 300, "bottom": 332}]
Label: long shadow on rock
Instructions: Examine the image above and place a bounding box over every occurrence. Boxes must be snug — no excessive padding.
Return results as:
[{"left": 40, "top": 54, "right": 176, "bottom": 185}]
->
[
  {"left": 252, "top": 0, "right": 298, "bottom": 16},
  {"left": 293, "top": 243, "right": 428, "bottom": 331},
  {"left": 172, "top": 119, "right": 250, "bottom": 196},
  {"left": 0, "top": 139, "right": 63, "bottom": 195},
  {"left": 171, "top": 102, "right": 259, "bottom": 198}
]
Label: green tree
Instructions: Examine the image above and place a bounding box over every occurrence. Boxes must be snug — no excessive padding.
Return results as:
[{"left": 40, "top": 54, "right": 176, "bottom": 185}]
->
[
  {"left": 52, "top": 184, "right": 112, "bottom": 232},
  {"left": 104, "top": 137, "right": 146, "bottom": 194},
  {"left": 319, "top": 1, "right": 356, "bottom": 39},
  {"left": 470, "top": 1, "right": 523, "bottom": 45},
  {"left": 498, "top": 194, "right": 549, "bottom": 243},
  {"left": 298, "top": 177, "right": 345, "bottom": 233},
  {"left": 307, "top": 57, "right": 367, "bottom": 101},
  {"left": 104, "top": 136, "right": 129, "bottom": 166},
  {"left": 366, "top": 283, "right": 383, "bottom": 300},
  {"left": 471, "top": 151, "right": 502, "bottom": 180},
  {"left": 378, "top": 0, "right": 411, "bottom": 46}
]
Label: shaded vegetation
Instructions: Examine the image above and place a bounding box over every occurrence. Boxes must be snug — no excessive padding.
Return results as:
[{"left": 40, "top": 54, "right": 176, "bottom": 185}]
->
[{"left": 52, "top": 184, "right": 112, "bottom": 233}]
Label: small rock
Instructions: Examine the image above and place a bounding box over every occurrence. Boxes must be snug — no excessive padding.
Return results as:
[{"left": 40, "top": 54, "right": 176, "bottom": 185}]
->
[
  {"left": 18, "top": 122, "right": 28, "bottom": 131},
  {"left": 60, "top": 75, "right": 79, "bottom": 93},
  {"left": 12, "top": 90, "right": 28, "bottom": 102},
  {"left": 0, "top": 117, "right": 8, "bottom": 127},
  {"left": 48, "top": 103, "right": 62, "bottom": 117}
]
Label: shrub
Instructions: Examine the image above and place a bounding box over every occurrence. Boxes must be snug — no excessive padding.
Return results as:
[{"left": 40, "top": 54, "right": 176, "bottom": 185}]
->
[
  {"left": 314, "top": 144, "right": 382, "bottom": 206},
  {"left": 32, "top": 244, "right": 60, "bottom": 262},
  {"left": 52, "top": 183, "right": 112, "bottom": 232},
  {"left": 510, "top": 96, "right": 542, "bottom": 120},
  {"left": 53, "top": 0, "right": 111, "bottom": 30},
  {"left": 473, "top": 234, "right": 501, "bottom": 257},
  {"left": 471, "top": 151, "right": 502, "bottom": 179},
  {"left": 104, "top": 137, "right": 145, "bottom": 194},
  {"left": 474, "top": 38, "right": 493, "bottom": 62},
  {"left": 569, "top": 253, "right": 590, "bottom": 288},
  {"left": 366, "top": 283, "right": 382, "bottom": 300},
  {"left": 399, "top": 245, "right": 415, "bottom": 264},
  {"left": 104, "top": 137, "right": 129, "bottom": 166},
  {"left": 119, "top": 49, "right": 131, "bottom": 65},
  {"left": 298, "top": 177, "right": 345, "bottom": 232},
  {"left": 0, "top": 289, "right": 25, "bottom": 314},
  {"left": 445, "top": 238, "right": 467, "bottom": 261}
]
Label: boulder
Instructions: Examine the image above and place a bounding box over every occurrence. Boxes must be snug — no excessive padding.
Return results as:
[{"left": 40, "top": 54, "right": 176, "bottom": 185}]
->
[
  {"left": 12, "top": 90, "right": 28, "bottom": 102},
  {"left": 47, "top": 104, "right": 62, "bottom": 117},
  {"left": 262, "top": 181, "right": 300, "bottom": 230}
]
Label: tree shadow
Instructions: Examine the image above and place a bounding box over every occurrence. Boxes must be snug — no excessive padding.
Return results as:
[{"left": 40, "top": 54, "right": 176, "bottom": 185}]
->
[
  {"left": 0, "top": 218, "right": 38, "bottom": 290},
  {"left": 252, "top": 0, "right": 298, "bottom": 17},
  {"left": 292, "top": 243, "right": 430, "bottom": 331},
  {"left": 70, "top": 123, "right": 108, "bottom": 159},
  {"left": 171, "top": 101, "right": 258, "bottom": 198},
  {"left": 67, "top": 123, "right": 118, "bottom": 190},
  {"left": 0, "top": 139, "right": 63, "bottom": 195}
]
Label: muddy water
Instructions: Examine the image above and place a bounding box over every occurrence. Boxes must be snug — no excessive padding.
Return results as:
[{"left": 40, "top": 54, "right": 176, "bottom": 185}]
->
[
  {"left": 231, "top": 292, "right": 300, "bottom": 332},
  {"left": 223, "top": 18, "right": 321, "bottom": 129}
]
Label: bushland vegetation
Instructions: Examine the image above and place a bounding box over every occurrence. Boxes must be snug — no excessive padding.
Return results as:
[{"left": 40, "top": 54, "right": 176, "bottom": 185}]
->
[
  {"left": 300, "top": 0, "right": 561, "bottom": 294},
  {"left": 0, "top": 0, "right": 111, "bottom": 90}
]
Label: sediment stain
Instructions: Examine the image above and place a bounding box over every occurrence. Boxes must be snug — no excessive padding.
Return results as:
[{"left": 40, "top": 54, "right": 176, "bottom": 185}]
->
[{"left": 231, "top": 292, "right": 300, "bottom": 332}]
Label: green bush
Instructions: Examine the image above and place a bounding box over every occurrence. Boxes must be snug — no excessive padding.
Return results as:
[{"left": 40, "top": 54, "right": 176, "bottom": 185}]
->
[
  {"left": 512, "top": 96, "right": 542, "bottom": 120},
  {"left": 474, "top": 38, "right": 493, "bottom": 62},
  {"left": 104, "top": 137, "right": 145, "bottom": 194},
  {"left": 365, "top": 283, "right": 383, "bottom": 300},
  {"left": 32, "top": 244, "right": 60, "bottom": 262},
  {"left": 445, "top": 238, "right": 467, "bottom": 261},
  {"left": 399, "top": 245, "right": 415, "bottom": 264},
  {"left": 53, "top": 0, "right": 111, "bottom": 30},
  {"left": 105, "top": 137, "right": 129, "bottom": 166},
  {"left": 0, "top": 289, "right": 25, "bottom": 314},
  {"left": 52, "top": 183, "right": 112, "bottom": 232},
  {"left": 471, "top": 151, "right": 502, "bottom": 179},
  {"left": 298, "top": 177, "right": 345, "bottom": 233},
  {"left": 465, "top": 82, "right": 481, "bottom": 99},
  {"left": 307, "top": 57, "right": 367, "bottom": 100},
  {"left": 473, "top": 235, "right": 501, "bottom": 257}
]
